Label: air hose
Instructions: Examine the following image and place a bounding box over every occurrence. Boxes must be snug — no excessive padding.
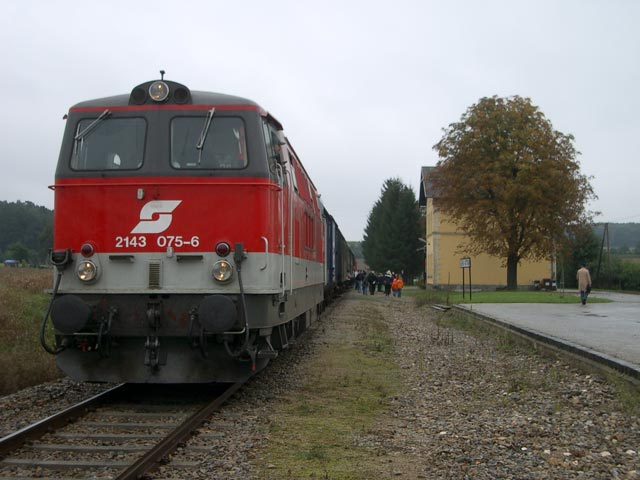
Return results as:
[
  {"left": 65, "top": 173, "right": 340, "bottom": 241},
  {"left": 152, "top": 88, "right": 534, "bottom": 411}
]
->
[
  {"left": 40, "top": 269, "right": 64, "bottom": 355},
  {"left": 224, "top": 243, "right": 251, "bottom": 358}
]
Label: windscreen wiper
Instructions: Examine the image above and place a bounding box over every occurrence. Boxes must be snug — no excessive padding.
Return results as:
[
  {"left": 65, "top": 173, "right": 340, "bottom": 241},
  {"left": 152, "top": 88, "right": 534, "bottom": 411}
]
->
[
  {"left": 74, "top": 109, "right": 111, "bottom": 156},
  {"left": 196, "top": 107, "right": 215, "bottom": 165}
]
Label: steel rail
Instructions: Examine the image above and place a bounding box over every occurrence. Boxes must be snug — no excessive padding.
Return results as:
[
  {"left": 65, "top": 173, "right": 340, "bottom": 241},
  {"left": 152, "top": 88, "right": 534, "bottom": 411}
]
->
[
  {"left": 116, "top": 381, "right": 245, "bottom": 479},
  {"left": 0, "top": 383, "right": 125, "bottom": 458}
]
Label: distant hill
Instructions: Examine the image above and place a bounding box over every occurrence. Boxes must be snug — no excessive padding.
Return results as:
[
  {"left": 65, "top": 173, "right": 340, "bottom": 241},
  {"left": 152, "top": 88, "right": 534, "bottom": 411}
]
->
[
  {"left": 347, "top": 241, "right": 362, "bottom": 258},
  {"left": 592, "top": 222, "right": 640, "bottom": 250},
  {"left": 347, "top": 241, "right": 368, "bottom": 270},
  {"left": 0, "top": 200, "right": 53, "bottom": 264}
]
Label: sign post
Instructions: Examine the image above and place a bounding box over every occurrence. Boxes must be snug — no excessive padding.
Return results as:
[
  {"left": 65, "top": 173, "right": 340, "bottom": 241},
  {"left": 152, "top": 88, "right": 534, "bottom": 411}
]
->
[{"left": 460, "top": 257, "right": 471, "bottom": 301}]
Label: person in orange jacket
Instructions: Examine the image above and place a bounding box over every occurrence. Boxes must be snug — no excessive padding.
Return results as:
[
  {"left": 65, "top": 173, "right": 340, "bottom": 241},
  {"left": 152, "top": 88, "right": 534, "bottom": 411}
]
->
[
  {"left": 397, "top": 275, "right": 404, "bottom": 297},
  {"left": 391, "top": 274, "right": 404, "bottom": 298}
]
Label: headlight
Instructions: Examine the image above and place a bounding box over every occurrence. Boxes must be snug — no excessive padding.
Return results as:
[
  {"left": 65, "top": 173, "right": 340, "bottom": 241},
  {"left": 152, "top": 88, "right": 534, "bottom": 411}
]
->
[
  {"left": 149, "top": 81, "right": 169, "bottom": 102},
  {"left": 212, "top": 260, "right": 233, "bottom": 283},
  {"left": 77, "top": 260, "right": 98, "bottom": 282}
]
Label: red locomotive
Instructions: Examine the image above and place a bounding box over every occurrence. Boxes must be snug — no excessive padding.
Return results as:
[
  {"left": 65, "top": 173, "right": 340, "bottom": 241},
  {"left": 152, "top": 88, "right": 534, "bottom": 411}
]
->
[{"left": 42, "top": 73, "right": 353, "bottom": 383}]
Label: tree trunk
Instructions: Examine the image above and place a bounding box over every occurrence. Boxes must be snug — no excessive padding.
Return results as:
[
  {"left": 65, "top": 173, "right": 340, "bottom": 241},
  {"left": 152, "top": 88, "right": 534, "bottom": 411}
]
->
[{"left": 506, "top": 254, "right": 519, "bottom": 290}]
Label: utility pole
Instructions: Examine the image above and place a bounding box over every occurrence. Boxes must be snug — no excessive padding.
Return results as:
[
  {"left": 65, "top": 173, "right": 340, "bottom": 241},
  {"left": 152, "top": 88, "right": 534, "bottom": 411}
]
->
[{"left": 595, "top": 223, "right": 610, "bottom": 288}]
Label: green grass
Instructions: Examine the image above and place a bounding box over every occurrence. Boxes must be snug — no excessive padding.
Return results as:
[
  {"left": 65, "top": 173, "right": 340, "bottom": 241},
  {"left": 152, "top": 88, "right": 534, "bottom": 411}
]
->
[
  {"left": 407, "top": 288, "right": 612, "bottom": 305},
  {"left": 0, "top": 268, "right": 60, "bottom": 394},
  {"left": 255, "top": 304, "right": 403, "bottom": 479},
  {"left": 608, "top": 372, "right": 640, "bottom": 414}
]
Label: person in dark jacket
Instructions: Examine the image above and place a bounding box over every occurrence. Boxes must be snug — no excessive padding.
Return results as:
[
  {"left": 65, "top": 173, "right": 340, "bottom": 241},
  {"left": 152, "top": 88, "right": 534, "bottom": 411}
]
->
[
  {"left": 366, "top": 271, "right": 377, "bottom": 295},
  {"left": 355, "top": 271, "right": 364, "bottom": 293},
  {"left": 384, "top": 270, "right": 393, "bottom": 296}
]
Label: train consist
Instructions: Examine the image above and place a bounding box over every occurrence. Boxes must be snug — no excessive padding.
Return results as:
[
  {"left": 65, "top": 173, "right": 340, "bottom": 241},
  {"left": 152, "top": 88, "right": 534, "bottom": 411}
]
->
[{"left": 42, "top": 74, "right": 354, "bottom": 383}]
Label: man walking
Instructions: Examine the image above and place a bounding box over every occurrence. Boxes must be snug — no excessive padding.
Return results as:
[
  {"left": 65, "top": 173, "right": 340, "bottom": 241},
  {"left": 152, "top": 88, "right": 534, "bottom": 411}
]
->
[{"left": 576, "top": 263, "right": 592, "bottom": 305}]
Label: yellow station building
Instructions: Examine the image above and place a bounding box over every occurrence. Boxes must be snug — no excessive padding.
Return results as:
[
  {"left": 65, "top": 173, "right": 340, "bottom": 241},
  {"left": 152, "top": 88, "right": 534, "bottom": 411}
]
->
[{"left": 419, "top": 167, "right": 555, "bottom": 290}]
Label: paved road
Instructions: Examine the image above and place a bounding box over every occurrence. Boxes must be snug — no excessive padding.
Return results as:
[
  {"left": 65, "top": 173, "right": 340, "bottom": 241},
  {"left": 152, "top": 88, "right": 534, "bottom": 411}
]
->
[{"left": 457, "top": 290, "right": 640, "bottom": 368}]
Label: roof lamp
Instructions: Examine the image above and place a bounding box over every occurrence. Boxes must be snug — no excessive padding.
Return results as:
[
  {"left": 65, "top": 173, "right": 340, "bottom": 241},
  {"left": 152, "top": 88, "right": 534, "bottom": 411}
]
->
[{"left": 149, "top": 81, "right": 169, "bottom": 102}]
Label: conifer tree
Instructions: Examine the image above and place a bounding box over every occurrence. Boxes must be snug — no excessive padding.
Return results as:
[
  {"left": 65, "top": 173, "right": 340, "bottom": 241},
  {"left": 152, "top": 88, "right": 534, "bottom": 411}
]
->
[{"left": 362, "top": 178, "right": 422, "bottom": 278}]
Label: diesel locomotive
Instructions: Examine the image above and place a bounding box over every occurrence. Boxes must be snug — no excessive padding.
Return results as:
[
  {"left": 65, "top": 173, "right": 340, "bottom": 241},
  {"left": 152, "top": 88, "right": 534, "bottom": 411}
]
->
[{"left": 42, "top": 74, "right": 354, "bottom": 383}]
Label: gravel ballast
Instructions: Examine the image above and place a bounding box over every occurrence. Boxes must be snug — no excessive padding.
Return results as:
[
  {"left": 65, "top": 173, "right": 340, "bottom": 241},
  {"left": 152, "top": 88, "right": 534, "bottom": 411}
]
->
[{"left": 1, "top": 291, "right": 638, "bottom": 479}]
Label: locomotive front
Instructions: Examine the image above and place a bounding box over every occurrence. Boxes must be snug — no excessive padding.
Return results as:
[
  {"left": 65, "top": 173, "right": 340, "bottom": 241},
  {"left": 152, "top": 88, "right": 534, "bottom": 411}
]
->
[{"left": 43, "top": 76, "right": 324, "bottom": 383}]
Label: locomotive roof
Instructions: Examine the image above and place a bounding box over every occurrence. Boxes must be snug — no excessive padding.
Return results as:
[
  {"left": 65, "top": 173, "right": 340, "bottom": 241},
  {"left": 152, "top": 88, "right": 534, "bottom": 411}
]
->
[{"left": 71, "top": 90, "right": 262, "bottom": 109}]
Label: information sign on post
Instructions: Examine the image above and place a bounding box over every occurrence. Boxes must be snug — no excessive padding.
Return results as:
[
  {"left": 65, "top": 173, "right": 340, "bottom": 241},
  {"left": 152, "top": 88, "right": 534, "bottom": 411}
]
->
[{"left": 460, "top": 257, "right": 472, "bottom": 301}]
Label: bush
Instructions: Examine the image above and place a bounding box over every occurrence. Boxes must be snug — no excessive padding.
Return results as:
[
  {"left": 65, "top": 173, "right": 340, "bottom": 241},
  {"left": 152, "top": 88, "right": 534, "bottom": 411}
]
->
[
  {"left": 618, "top": 261, "right": 640, "bottom": 291},
  {"left": 596, "top": 256, "right": 640, "bottom": 291}
]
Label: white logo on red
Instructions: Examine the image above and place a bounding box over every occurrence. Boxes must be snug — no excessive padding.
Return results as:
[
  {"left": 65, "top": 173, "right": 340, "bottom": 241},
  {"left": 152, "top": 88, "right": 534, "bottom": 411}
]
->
[{"left": 131, "top": 200, "right": 182, "bottom": 234}]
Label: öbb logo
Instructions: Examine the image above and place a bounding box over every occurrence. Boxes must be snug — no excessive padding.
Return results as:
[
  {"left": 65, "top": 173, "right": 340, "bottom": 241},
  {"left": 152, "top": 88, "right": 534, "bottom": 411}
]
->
[{"left": 131, "top": 200, "right": 182, "bottom": 234}]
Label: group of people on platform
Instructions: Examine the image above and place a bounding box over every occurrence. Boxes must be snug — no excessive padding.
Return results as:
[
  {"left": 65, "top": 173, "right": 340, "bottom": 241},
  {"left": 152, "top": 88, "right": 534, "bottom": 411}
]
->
[
  {"left": 351, "top": 264, "right": 593, "bottom": 305},
  {"left": 353, "top": 270, "right": 404, "bottom": 297}
]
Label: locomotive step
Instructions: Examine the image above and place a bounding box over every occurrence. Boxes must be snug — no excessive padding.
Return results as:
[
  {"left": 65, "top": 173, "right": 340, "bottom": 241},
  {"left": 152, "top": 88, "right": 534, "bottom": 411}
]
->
[{"left": 257, "top": 349, "right": 279, "bottom": 359}]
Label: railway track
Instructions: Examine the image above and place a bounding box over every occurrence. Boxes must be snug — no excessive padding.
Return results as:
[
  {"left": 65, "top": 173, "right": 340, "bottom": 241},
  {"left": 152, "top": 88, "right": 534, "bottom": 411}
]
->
[{"left": 0, "top": 381, "right": 244, "bottom": 479}]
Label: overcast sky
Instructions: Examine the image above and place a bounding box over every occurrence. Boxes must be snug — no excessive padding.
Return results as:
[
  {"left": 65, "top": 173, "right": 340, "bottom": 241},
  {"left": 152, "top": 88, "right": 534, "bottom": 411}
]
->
[{"left": 1, "top": 0, "right": 638, "bottom": 241}]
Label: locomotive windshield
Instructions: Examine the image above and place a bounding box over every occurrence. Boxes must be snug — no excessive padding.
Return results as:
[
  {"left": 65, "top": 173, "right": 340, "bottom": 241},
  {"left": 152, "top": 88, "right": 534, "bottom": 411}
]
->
[
  {"left": 171, "top": 117, "right": 248, "bottom": 169},
  {"left": 71, "top": 117, "right": 146, "bottom": 171}
]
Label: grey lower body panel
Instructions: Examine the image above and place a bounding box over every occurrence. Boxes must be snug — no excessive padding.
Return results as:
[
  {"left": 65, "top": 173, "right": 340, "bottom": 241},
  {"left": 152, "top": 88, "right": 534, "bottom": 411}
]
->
[
  {"left": 53, "top": 284, "right": 323, "bottom": 383},
  {"left": 56, "top": 338, "right": 268, "bottom": 383}
]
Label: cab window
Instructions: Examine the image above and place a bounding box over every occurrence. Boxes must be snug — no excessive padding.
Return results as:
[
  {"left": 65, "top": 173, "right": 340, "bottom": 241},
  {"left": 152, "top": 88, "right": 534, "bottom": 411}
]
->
[
  {"left": 171, "top": 116, "right": 247, "bottom": 169},
  {"left": 262, "top": 120, "right": 282, "bottom": 178},
  {"left": 71, "top": 117, "right": 145, "bottom": 171}
]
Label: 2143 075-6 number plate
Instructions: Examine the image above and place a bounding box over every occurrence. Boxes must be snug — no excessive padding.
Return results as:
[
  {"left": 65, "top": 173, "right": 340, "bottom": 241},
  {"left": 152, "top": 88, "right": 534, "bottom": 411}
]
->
[{"left": 115, "top": 235, "right": 200, "bottom": 248}]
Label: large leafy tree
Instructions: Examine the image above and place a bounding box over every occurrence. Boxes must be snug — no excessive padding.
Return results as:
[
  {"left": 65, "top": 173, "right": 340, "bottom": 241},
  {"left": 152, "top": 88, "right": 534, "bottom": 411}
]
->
[
  {"left": 362, "top": 178, "right": 422, "bottom": 278},
  {"left": 431, "top": 96, "right": 596, "bottom": 289}
]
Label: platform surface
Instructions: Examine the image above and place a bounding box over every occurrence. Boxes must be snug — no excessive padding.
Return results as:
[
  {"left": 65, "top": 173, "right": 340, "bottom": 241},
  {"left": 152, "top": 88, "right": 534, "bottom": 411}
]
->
[{"left": 458, "top": 290, "right": 640, "bottom": 368}]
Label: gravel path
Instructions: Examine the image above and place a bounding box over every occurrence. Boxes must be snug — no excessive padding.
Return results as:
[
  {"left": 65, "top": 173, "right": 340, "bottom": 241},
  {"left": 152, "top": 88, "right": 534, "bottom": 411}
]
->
[
  {"left": 357, "top": 293, "right": 640, "bottom": 479},
  {"left": 1, "top": 292, "right": 638, "bottom": 479}
]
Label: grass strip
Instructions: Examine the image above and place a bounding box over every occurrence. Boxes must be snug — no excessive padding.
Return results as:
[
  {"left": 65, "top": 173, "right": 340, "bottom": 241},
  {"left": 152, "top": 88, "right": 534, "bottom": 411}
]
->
[
  {"left": 407, "top": 288, "right": 612, "bottom": 305},
  {"left": 255, "top": 303, "right": 402, "bottom": 479},
  {"left": 0, "top": 268, "right": 59, "bottom": 394}
]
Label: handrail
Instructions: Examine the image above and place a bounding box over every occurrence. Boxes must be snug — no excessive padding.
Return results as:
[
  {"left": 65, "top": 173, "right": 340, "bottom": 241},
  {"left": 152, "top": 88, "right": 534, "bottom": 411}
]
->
[
  {"left": 260, "top": 236, "right": 269, "bottom": 271},
  {"left": 275, "top": 163, "right": 286, "bottom": 297}
]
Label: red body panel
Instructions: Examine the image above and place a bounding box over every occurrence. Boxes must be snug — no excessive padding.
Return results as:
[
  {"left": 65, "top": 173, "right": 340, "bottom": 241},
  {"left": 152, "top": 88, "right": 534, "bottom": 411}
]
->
[{"left": 53, "top": 176, "right": 323, "bottom": 263}]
